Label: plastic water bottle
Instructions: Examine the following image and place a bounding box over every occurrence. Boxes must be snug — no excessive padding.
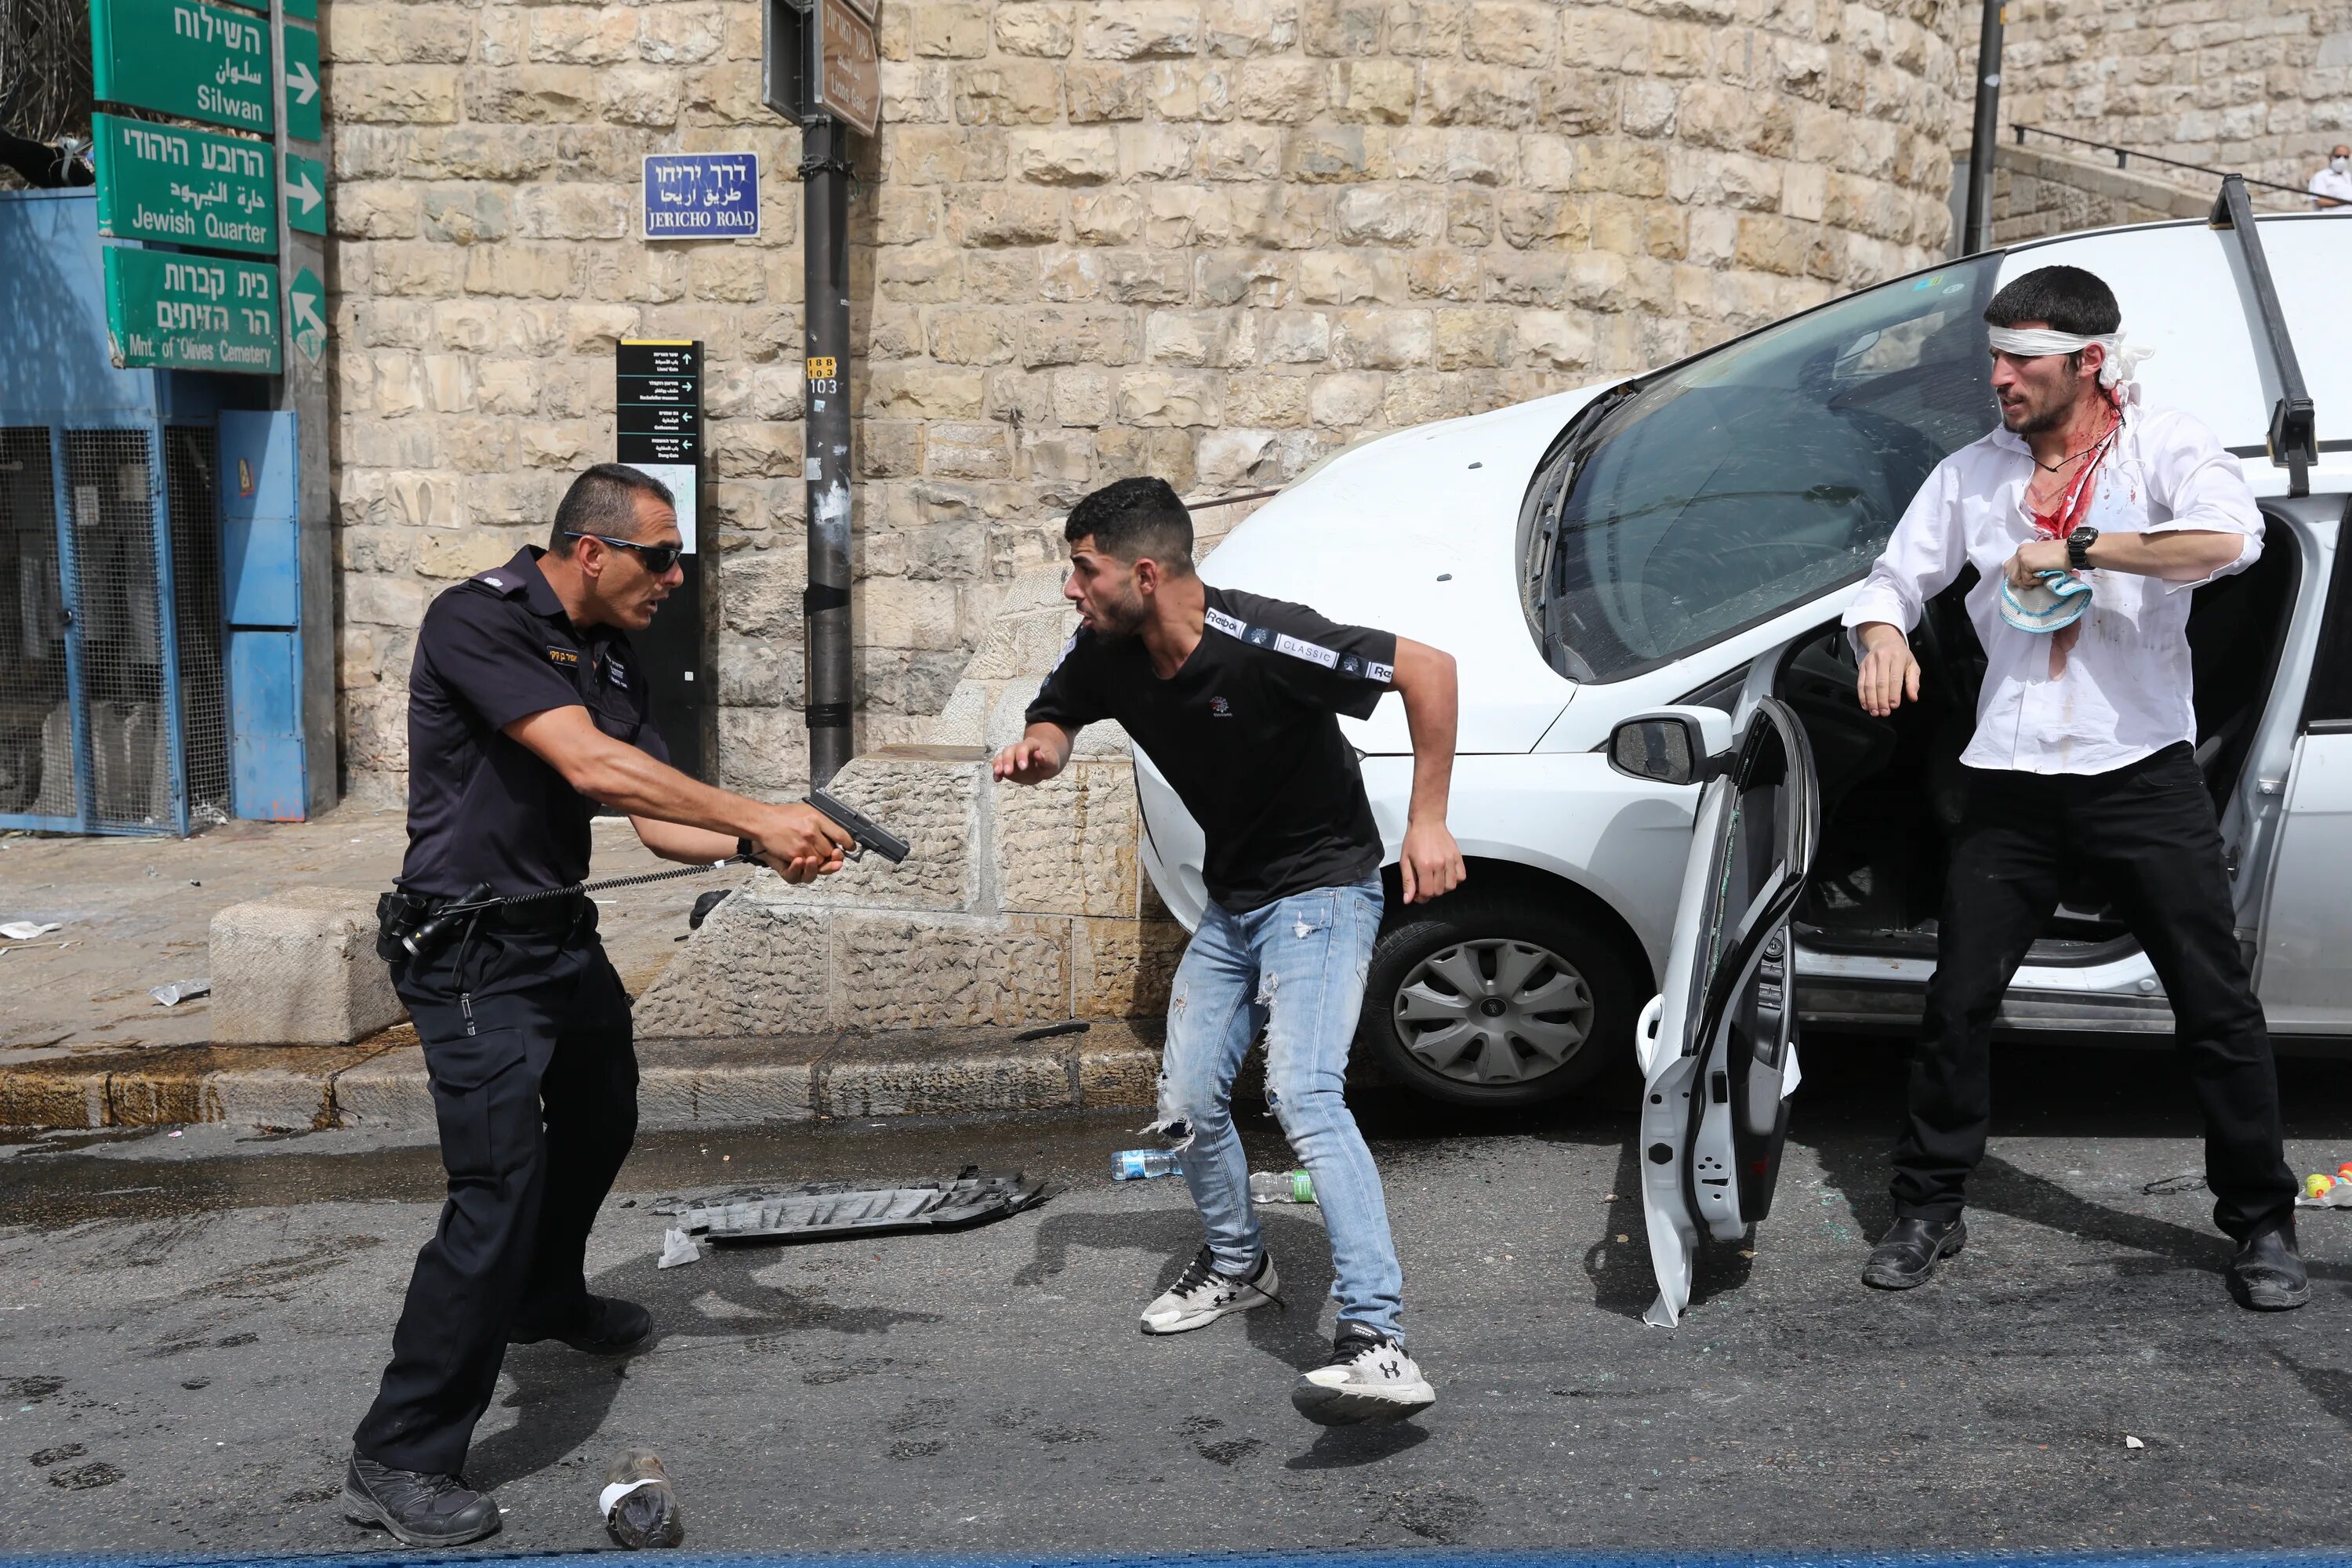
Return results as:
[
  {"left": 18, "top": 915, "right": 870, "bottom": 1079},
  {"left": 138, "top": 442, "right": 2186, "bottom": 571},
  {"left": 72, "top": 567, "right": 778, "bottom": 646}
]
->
[
  {"left": 1249, "top": 1170, "right": 1316, "bottom": 1205},
  {"left": 1112, "top": 1149, "right": 1182, "bottom": 1181}
]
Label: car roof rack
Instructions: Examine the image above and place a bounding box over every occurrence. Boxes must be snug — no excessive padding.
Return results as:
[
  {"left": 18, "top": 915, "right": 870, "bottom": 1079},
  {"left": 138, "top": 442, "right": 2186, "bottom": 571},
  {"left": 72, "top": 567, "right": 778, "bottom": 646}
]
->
[{"left": 2209, "top": 173, "right": 2318, "bottom": 497}]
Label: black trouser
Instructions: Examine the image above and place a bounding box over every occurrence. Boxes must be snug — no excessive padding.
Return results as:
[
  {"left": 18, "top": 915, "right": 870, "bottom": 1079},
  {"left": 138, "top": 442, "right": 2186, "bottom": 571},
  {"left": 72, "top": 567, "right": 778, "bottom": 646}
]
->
[
  {"left": 352, "top": 906, "right": 638, "bottom": 1475},
  {"left": 1892, "top": 742, "right": 2297, "bottom": 1242}
]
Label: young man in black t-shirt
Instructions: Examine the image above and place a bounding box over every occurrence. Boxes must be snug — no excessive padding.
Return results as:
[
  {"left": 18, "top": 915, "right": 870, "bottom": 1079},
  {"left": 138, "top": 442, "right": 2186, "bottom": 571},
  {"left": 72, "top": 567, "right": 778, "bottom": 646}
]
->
[{"left": 995, "top": 477, "right": 1465, "bottom": 1425}]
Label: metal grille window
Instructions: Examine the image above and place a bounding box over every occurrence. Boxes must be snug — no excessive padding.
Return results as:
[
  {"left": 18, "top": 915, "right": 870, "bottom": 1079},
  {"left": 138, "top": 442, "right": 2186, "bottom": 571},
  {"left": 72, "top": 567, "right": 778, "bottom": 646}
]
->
[
  {"left": 165, "top": 425, "right": 227, "bottom": 824},
  {"left": 0, "top": 426, "right": 75, "bottom": 819},
  {"left": 61, "top": 429, "right": 169, "bottom": 829}
]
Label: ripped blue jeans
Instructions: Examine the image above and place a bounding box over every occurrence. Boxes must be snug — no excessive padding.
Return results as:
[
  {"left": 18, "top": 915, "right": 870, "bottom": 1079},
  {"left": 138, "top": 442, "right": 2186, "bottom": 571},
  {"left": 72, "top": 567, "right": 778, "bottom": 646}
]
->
[{"left": 1153, "top": 876, "right": 1405, "bottom": 1343}]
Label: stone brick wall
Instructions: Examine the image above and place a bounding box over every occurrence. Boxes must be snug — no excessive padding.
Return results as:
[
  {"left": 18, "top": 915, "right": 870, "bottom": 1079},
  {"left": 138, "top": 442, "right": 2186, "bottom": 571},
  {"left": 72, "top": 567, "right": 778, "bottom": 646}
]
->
[
  {"left": 1986, "top": 142, "right": 2215, "bottom": 244},
  {"left": 324, "top": 0, "right": 1967, "bottom": 807},
  {"left": 1965, "top": 0, "right": 2351, "bottom": 199}
]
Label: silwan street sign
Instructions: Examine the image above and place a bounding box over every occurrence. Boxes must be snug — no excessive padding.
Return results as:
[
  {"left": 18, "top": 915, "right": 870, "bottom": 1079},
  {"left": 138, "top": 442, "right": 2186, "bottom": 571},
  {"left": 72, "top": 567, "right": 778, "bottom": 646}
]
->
[{"left": 91, "top": 0, "right": 275, "bottom": 133}]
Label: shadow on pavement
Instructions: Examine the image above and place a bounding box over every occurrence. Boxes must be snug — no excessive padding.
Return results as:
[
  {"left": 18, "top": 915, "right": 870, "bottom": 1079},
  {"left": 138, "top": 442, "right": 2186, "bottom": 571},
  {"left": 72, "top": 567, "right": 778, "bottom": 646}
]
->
[
  {"left": 1013, "top": 1203, "right": 1340, "bottom": 1369},
  {"left": 470, "top": 1243, "right": 944, "bottom": 1491}
]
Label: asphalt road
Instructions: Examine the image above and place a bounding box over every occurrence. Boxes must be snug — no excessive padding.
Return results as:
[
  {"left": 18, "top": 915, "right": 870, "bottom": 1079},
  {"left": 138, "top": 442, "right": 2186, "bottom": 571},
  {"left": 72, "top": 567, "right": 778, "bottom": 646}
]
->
[{"left": 5, "top": 1036, "right": 2352, "bottom": 1557}]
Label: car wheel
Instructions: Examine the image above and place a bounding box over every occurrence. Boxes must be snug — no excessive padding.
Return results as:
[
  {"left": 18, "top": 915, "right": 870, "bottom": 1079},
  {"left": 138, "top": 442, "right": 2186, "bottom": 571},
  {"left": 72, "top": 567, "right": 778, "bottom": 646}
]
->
[{"left": 1360, "top": 888, "right": 1637, "bottom": 1108}]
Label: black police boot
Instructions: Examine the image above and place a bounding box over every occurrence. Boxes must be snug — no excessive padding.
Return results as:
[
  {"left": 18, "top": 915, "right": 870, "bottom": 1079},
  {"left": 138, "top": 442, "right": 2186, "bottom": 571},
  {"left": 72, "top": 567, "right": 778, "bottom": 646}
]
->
[
  {"left": 1861, "top": 1215, "right": 1966, "bottom": 1290},
  {"left": 510, "top": 1294, "right": 652, "bottom": 1354},
  {"left": 2226, "top": 1225, "right": 2310, "bottom": 1312},
  {"left": 343, "top": 1451, "right": 500, "bottom": 1548}
]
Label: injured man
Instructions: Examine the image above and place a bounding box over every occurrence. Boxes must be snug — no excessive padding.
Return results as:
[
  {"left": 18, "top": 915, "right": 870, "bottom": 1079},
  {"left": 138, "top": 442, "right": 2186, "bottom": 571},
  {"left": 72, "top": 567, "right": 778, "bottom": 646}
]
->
[{"left": 993, "top": 477, "right": 1466, "bottom": 1425}]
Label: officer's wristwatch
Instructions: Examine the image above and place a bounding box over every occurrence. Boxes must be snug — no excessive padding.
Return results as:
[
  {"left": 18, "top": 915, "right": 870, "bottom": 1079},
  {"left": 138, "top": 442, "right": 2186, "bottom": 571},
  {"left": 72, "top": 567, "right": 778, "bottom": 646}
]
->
[{"left": 2067, "top": 524, "right": 2100, "bottom": 572}]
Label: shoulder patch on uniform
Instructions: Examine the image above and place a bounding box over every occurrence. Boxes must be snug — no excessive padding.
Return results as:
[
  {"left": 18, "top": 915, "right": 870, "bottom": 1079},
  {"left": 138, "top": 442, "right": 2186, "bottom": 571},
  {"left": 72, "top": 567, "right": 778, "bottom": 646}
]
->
[
  {"left": 471, "top": 567, "right": 527, "bottom": 597},
  {"left": 546, "top": 644, "right": 579, "bottom": 668}
]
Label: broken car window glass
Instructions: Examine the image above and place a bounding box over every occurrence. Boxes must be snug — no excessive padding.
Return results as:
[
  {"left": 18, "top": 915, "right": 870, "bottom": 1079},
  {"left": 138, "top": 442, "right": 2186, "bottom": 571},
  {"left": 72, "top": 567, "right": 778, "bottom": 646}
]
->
[{"left": 1532, "top": 255, "right": 2002, "bottom": 682}]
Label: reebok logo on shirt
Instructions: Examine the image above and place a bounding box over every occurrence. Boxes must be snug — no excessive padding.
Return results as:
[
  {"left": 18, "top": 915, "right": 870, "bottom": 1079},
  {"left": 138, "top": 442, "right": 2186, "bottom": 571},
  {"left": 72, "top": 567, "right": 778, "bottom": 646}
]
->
[
  {"left": 1209, "top": 695, "right": 1232, "bottom": 717},
  {"left": 1205, "top": 605, "right": 1388, "bottom": 685}
]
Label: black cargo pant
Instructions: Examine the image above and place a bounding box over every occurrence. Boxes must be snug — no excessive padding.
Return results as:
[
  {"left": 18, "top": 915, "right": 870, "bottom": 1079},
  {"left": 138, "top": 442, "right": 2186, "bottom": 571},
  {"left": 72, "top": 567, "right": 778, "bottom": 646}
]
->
[
  {"left": 1892, "top": 742, "right": 2297, "bottom": 1242},
  {"left": 352, "top": 904, "right": 638, "bottom": 1476}
]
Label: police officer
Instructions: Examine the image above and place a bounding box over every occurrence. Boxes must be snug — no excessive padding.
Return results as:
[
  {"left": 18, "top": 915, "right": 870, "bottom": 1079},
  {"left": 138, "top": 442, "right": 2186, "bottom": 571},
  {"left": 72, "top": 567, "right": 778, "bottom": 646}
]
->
[{"left": 343, "top": 463, "right": 850, "bottom": 1547}]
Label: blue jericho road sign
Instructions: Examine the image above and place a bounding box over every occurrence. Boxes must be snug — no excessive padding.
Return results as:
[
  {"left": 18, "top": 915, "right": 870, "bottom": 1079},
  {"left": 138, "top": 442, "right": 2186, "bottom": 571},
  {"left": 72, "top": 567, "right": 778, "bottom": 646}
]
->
[{"left": 642, "top": 152, "right": 760, "bottom": 239}]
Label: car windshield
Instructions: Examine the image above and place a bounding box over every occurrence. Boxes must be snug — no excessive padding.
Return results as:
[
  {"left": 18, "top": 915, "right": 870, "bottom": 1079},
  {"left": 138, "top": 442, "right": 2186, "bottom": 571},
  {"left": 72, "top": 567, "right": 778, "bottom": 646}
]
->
[{"left": 1527, "top": 256, "right": 2003, "bottom": 682}]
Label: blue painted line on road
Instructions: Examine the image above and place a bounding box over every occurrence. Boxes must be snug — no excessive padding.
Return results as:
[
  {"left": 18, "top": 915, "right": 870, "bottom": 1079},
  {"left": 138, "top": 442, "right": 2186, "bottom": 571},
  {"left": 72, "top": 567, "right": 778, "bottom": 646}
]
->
[{"left": 9, "top": 1552, "right": 2352, "bottom": 1567}]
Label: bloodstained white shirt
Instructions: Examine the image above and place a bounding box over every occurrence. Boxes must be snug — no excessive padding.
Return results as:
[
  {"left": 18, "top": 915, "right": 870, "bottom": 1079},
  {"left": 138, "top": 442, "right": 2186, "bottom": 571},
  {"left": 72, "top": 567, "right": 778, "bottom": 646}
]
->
[{"left": 1842, "top": 402, "right": 2263, "bottom": 775}]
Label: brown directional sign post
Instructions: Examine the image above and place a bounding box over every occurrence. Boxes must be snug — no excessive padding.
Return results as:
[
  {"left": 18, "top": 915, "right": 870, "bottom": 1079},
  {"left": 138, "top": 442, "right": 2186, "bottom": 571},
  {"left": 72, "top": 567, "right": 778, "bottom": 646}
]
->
[{"left": 815, "top": 0, "right": 879, "bottom": 136}]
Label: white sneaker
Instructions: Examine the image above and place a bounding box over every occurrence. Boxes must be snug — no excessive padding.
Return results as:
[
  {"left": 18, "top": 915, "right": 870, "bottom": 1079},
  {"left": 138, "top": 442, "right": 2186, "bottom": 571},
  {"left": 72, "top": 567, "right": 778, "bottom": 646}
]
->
[
  {"left": 1290, "top": 1325, "right": 1436, "bottom": 1425},
  {"left": 1139, "top": 1245, "right": 1281, "bottom": 1335}
]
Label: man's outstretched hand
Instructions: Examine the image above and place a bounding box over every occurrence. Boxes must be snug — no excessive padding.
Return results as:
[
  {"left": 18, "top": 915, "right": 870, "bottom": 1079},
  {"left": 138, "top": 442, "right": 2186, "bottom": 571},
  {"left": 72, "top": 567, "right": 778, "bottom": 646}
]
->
[
  {"left": 1399, "top": 819, "right": 1466, "bottom": 905},
  {"left": 993, "top": 725, "right": 1073, "bottom": 786}
]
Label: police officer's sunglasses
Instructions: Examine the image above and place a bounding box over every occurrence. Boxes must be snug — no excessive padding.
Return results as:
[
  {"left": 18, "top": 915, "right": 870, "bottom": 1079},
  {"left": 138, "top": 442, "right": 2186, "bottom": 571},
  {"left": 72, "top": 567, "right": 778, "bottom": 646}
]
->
[{"left": 564, "top": 532, "right": 683, "bottom": 575}]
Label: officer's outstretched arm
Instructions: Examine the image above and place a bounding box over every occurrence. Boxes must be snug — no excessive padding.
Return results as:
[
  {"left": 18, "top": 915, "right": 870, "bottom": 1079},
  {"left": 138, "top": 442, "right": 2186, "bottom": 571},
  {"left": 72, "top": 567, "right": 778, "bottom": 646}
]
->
[{"left": 505, "top": 706, "right": 851, "bottom": 883}]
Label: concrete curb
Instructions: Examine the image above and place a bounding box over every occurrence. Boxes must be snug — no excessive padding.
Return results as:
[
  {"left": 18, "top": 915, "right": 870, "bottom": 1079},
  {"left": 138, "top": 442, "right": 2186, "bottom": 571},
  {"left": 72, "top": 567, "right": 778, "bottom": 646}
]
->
[{"left": 0, "top": 1021, "right": 1166, "bottom": 1134}]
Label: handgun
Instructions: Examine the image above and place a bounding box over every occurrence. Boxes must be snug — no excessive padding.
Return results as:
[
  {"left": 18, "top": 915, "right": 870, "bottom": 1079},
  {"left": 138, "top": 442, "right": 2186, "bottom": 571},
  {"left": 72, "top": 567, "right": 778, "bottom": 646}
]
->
[{"left": 808, "top": 789, "right": 911, "bottom": 864}]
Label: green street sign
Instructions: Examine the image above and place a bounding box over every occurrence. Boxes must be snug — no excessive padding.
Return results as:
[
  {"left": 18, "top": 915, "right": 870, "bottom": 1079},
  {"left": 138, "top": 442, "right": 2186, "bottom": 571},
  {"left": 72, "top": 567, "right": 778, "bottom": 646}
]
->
[
  {"left": 285, "top": 0, "right": 315, "bottom": 16},
  {"left": 284, "top": 151, "right": 325, "bottom": 236},
  {"left": 92, "top": 111, "right": 274, "bottom": 256},
  {"left": 287, "top": 267, "right": 325, "bottom": 365},
  {"left": 103, "top": 246, "right": 281, "bottom": 375},
  {"left": 282, "top": 24, "right": 321, "bottom": 143},
  {"left": 91, "top": 0, "right": 274, "bottom": 134}
]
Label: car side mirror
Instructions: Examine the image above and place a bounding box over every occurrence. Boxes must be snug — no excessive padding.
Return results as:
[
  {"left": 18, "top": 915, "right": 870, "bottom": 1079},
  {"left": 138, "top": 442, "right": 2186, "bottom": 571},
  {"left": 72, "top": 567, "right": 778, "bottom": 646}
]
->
[{"left": 1606, "top": 706, "right": 1734, "bottom": 786}]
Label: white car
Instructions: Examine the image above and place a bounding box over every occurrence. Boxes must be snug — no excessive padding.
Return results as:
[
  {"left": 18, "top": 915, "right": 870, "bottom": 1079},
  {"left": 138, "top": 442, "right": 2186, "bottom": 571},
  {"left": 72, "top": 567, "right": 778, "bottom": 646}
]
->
[{"left": 1138, "top": 191, "right": 2352, "bottom": 1167}]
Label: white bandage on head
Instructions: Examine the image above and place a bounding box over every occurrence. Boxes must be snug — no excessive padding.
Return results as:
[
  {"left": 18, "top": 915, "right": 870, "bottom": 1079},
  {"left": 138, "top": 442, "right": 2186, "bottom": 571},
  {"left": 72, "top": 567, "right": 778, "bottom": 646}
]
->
[{"left": 1987, "top": 325, "right": 2153, "bottom": 395}]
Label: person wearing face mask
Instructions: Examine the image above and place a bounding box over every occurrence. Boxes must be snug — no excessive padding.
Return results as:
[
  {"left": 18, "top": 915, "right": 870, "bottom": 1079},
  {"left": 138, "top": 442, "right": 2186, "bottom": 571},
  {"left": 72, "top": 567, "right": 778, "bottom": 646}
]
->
[
  {"left": 2310, "top": 145, "right": 2352, "bottom": 209},
  {"left": 344, "top": 463, "right": 853, "bottom": 1548},
  {"left": 1842, "top": 265, "right": 2303, "bottom": 1312}
]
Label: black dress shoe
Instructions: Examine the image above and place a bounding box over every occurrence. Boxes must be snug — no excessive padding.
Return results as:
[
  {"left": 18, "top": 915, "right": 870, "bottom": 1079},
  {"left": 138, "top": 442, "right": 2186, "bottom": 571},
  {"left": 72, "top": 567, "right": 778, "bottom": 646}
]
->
[
  {"left": 510, "top": 1294, "right": 653, "bottom": 1354},
  {"left": 2226, "top": 1226, "right": 2310, "bottom": 1312},
  {"left": 1862, "top": 1216, "right": 1966, "bottom": 1290},
  {"left": 343, "top": 1451, "right": 500, "bottom": 1548}
]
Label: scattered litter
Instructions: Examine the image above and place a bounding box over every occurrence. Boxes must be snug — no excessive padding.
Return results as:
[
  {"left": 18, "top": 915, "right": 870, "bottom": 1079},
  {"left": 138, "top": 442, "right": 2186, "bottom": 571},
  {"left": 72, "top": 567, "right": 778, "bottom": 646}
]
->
[
  {"left": 601, "top": 1446, "right": 684, "bottom": 1548},
  {"left": 651, "top": 1167, "right": 1047, "bottom": 1268},
  {"left": 1112, "top": 1149, "right": 1181, "bottom": 1181},
  {"left": 2124, "top": 1436, "right": 2145, "bottom": 1450},
  {"left": 1014, "top": 1020, "right": 1090, "bottom": 1042},
  {"left": 657, "top": 1229, "right": 700, "bottom": 1270},
  {"left": 166, "top": 1130, "right": 183, "bottom": 1138},
  {"left": 1, "top": 920, "right": 62, "bottom": 940},
  {"left": 1248, "top": 1170, "right": 1316, "bottom": 1205},
  {"left": 2296, "top": 1162, "right": 2352, "bottom": 1207},
  {"left": 149, "top": 978, "right": 211, "bottom": 1007},
  {"left": 2142, "top": 1174, "right": 2206, "bottom": 1196}
]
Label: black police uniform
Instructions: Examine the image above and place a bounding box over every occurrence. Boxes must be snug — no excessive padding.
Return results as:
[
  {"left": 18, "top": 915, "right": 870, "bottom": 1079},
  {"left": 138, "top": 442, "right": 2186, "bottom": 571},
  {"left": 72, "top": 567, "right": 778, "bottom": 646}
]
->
[{"left": 354, "top": 545, "right": 666, "bottom": 1478}]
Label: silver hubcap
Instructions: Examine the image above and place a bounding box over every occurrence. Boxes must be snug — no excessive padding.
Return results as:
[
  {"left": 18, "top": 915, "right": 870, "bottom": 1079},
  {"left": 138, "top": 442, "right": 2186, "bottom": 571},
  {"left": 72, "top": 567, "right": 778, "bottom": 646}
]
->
[{"left": 1392, "top": 938, "right": 1595, "bottom": 1086}]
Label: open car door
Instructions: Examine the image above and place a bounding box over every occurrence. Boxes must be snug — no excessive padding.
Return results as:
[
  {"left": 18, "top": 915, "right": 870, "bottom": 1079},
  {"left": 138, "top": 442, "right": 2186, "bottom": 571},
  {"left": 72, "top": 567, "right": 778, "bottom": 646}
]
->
[{"left": 1632, "top": 696, "right": 1820, "bottom": 1328}]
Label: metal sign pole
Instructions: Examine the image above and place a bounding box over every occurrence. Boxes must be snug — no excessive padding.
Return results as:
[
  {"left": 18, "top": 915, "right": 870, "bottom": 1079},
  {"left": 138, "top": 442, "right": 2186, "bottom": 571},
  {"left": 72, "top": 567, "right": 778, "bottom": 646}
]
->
[
  {"left": 800, "top": 112, "right": 854, "bottom": 789},
  {"left": 1962, "top": 0, "right": 2005, "bottom": 256},
  {"left": 270, "top": 0, "right": 336, "bottom": 815}
]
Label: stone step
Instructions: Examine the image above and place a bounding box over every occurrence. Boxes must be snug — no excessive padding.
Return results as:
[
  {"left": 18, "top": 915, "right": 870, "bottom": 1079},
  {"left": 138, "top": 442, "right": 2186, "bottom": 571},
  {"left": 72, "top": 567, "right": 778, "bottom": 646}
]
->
[{"left": 0, "top": 1020, "right": 1165, "bottom": 1135}]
